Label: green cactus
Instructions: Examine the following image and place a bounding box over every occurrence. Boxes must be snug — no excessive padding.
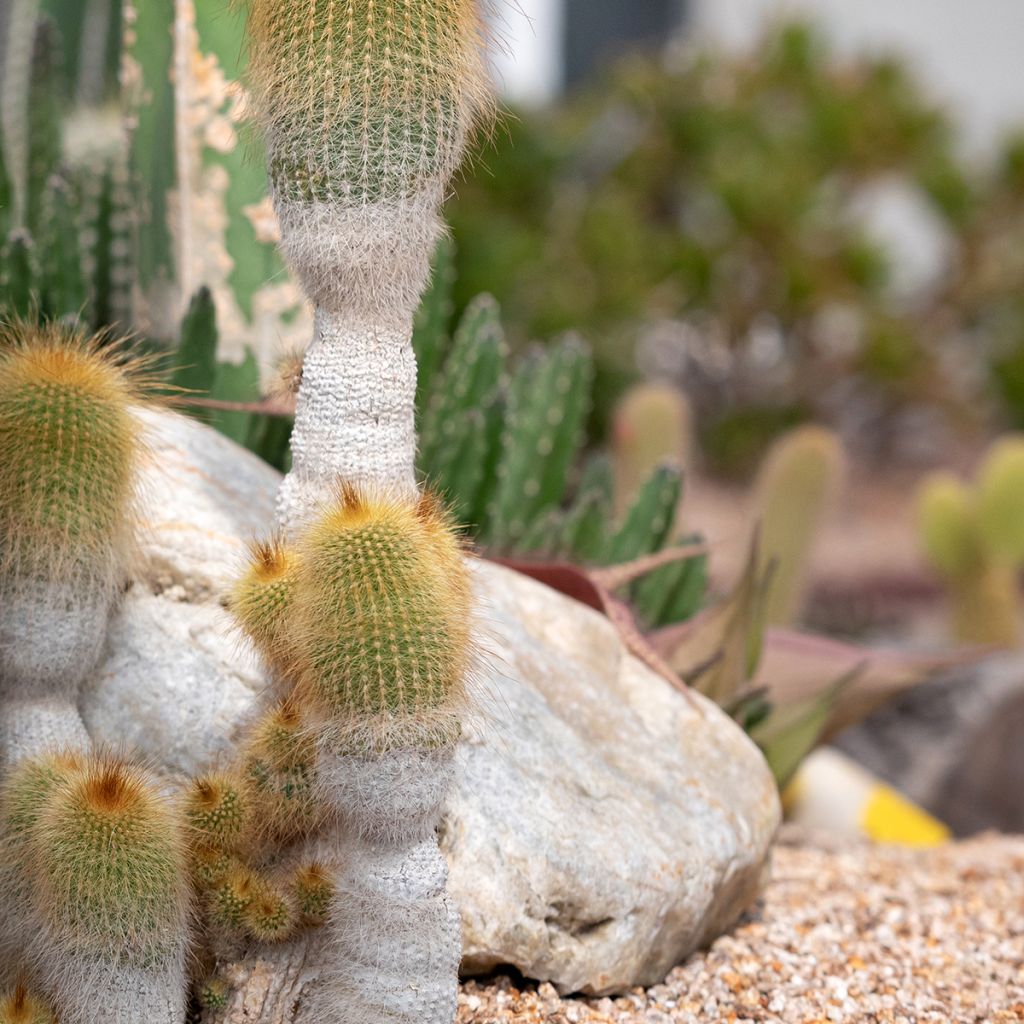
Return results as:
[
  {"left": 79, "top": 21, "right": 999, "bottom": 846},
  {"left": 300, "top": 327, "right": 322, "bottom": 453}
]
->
[
  {"left": 240, "top": 699, "right": 320, "bottom": 845},
  {"left": 413, "top": 236, "right": 458, "bottom": 412},
  {"left": 556, "top": 454, "right": 616, "bottom": 564},
  {"left": 291, "top": 861, "right": 334, "bottom": 927},
  {"left": 419, "top": 294, "right": 507, "bottom": 523},
  {"left": 246, "top": 0, "right": 491, "bottom": 210},
  {"left": 37, "top": 174, "right": 86, "bottom": 319},
  {"left": 184, "top": 772, "right": 251, "bottom": 853},
  {"left": 612, "top": 382, "right": 693, "bottom": 515},
  {"left": 976, "top": 435, "right": 1024, "bottom": 562},
  {"left": 77, "top": 149, "right": 133, "bottom": 330},
  {"left": 1, "top": 753, "right": 191, "bottom": 1022},
  {"left": 229, "top": 537, "right": 299, "bottom": 673},
  {"left": 918, "top": 438, "right": 1024, "bottom": 647},
  {"left": 0, "top": 985, "right": 56, "bottom": 1024},
  {"left": 24, "top": 17, "right": 63, "bottom": 240},
  {"left": 604, "top": 463, "right": 683, "bottom": 565},
  {"left": 483, "top": 338, "right": 592, "bottom": 547},
  {"left": 0, "top": 230, "right": 37, "bottom": 315},
  {"left": 753, "top": 425, "right": 846, "bottom": 627},
  {"left": 197, "top": 975, "right": 231, "bottom": 1012},
  {"left": 0, "top": 144, "right": 12, "bottom": 239},
  {"left": 30, "top": 755, "right": 189, "bottom": 963},
  {"left": 0, "top": 320, "right": 148, "bottom": 762},
  {"left": 207, "top": 859, "right": 259, "bottom": 932},
  {"left": 240, "top": 877, "right": 296, "bottom": 944},
  {"left": 290, "top": 487, "right": 472, "bottom": 748}
]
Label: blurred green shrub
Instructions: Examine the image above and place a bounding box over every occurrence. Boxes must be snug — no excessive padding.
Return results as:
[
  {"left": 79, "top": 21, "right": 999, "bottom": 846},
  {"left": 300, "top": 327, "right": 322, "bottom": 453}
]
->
[{"left": 449, "top": 22, "right": 1024, "bottom": 472}]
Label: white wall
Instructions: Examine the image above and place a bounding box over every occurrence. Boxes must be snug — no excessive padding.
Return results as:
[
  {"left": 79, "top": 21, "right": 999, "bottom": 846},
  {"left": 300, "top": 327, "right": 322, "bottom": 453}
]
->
[
  {"left": 489, "top": 0, "right": 565, "bottom": 104},
  {"left": 691, "top": 0, "right": 1024, "bottom": 152}
]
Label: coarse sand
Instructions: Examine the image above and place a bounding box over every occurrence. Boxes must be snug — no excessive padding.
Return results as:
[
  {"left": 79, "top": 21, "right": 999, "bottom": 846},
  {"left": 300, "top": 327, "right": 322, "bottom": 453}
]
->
[{"left": 458, "top": 828, "right": 1024, "bottom": 1024}]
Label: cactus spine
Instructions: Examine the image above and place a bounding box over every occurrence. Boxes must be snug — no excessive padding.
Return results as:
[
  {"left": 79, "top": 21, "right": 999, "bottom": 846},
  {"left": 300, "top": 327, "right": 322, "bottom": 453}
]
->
[
  {"left": 918, "top": 437, "right": 1024, "bottom": 647},
  {"left": 2, "top": 754, "right": 190, "bottom": 1023},
  {"left": 752, "top": 425, "right": 846, "bottom": 627},
  {"left": 246, "top": 0, "right": 492, "bottom": 526},
  {"left": 0, "top": 320, "right": 146, "bottom": 765}
]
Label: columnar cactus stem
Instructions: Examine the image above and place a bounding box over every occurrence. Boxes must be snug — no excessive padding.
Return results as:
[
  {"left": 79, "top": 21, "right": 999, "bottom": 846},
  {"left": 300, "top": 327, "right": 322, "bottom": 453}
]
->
[
  {"left": 0, "top": 321, "right": 147, "bottom": 767},
  {"left": 245, "top": 0, "right": 492, "bottom": 525},
  {"left": 277, "top": 310, "right": 419, "bottom": 528},
  {"left": 242, "top": 4, "right": 490, "bottom": 1018},
  {"left": 2, "top": 754, "right": 191, "bottom": 1023}
]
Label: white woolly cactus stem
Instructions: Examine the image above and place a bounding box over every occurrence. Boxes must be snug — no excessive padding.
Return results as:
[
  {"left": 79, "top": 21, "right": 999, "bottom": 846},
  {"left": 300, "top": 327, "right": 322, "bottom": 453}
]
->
[
  {"left": 0, "top": 580, "right": 108, "bottom": 767},
  {"left": 277, "top": 307, "right": 419, "bottom": 530},
  {"left": 27, "top": 958, "right": 187, "bottom": 1024},
  {"left": 313, "top": 747, "right": 460, "bottom": 1024}
]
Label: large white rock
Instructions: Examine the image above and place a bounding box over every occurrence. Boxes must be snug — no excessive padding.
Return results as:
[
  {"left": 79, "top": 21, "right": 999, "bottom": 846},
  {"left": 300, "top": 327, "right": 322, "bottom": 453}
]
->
[{"left": 82, "top": 408, "right": 780, "bottom": 997}]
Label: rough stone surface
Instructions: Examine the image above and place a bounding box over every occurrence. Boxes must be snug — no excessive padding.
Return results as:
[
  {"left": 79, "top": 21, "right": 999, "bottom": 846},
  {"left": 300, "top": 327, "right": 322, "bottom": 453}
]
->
[{"left": 81, "top": 409, "right": 780, "bottom": 996}]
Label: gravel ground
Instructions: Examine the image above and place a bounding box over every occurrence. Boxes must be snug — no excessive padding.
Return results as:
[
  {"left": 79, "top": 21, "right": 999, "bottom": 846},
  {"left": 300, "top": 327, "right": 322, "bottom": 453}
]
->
[{"left": 458, "top": 829, "right": 1024, "bottom": 1024}]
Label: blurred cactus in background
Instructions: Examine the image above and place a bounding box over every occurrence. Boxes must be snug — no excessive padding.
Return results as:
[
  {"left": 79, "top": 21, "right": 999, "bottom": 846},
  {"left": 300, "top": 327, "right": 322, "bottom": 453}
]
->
[
  {"left": 612, "top": 381, "right": 693, "bottom": 515},
  {"left": 918, "top": 436, "right": 1024, "bottom": 646},
  {"left": 447, "top": 21, "right": 1024, "bottom": 473},
  {"left": 753, "top": 425, "right": 847, "bottom": 627},
  {"left": 123, "top": 0, "right": 308, "bottom": 364}
]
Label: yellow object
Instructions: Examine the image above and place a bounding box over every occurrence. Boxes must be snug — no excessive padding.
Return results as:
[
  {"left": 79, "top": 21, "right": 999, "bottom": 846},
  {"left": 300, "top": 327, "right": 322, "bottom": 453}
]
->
[
  {"left": 862, "top": 785, "right": 950, "bottom": 847},
  {"left": 784, "top": 748, "right": 949, "bottom": 847}
]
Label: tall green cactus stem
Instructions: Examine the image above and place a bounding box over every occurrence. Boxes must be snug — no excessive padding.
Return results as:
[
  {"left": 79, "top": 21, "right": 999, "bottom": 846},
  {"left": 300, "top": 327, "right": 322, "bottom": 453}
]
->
[
  {"left": 753, "top": 425, "right": 846, "bottom": 627},
  {"left": 0, "top": 985, "right": 56, "bottom": 1024},
  {"left": 918, "top": 464, "right": 1023, "bottom": 647},
  {"left": 611, "top": 382, "right": 693, "bottom": 516},
  {"left": 284, "top": 486, "right": 473, "bottom": 1024},
  {"left": 12, "top": 755, "right": 190, "bottom": 1023},
  {"left": 245, "top": 0, "right": 492, "bottom": 526},
  {"left": 0, "top": 321, "right": 145, "bottom": 765}
]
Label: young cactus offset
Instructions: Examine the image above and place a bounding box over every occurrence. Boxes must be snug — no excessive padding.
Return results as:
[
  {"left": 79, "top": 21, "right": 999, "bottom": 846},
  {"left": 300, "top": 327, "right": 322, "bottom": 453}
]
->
[
  {"left": 752, "top": 425, "right": 846, "bottom": 627},
  {"left": 918, "top": 438, "right": 1024, "bottom": 647},
  {"left": 245, "top": 0, "right": 493, "bottom": 524},
  {"left": 3, "top": 754, "right": 191, "bottom": 1023},
  {"left": 229, "top": 536, "right": 298, "bottom": 676},
  {"left": 0, "top": 320, "right": 146, "bottom": 765}
]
